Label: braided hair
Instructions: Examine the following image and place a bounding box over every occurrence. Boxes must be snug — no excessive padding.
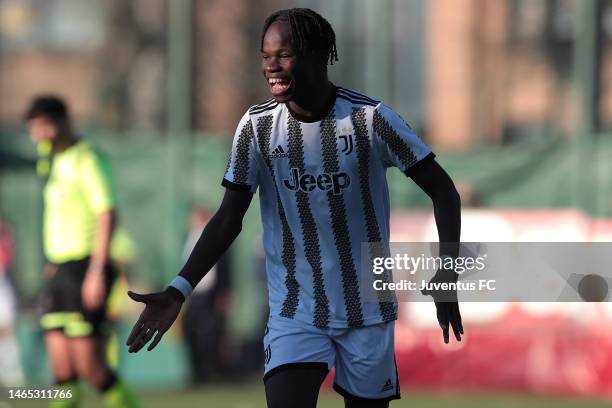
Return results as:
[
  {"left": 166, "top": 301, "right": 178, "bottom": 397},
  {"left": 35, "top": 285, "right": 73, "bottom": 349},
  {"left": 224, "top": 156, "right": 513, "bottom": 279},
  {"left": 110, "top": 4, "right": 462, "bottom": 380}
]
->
[{"left": 261, "top": 8, "right": 339, "bottom": 67}]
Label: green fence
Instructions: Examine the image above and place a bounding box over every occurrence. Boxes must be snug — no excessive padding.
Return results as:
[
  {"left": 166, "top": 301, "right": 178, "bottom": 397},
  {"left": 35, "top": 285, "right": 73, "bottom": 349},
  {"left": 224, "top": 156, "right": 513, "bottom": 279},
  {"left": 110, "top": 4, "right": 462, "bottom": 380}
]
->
[
  {"left": 3, "top": 132, "right": 612, "bottom": 300},
  {"left": 2, "top": 131, "right": 612, "bottom": 385}
]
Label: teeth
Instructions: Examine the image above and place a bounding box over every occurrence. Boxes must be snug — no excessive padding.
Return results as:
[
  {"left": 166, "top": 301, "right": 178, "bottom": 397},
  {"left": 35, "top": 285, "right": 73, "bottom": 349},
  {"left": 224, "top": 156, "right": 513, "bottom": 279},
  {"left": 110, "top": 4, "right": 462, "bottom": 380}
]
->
[{"left": 268, "top": 78, "right": 285, "bottom": 84}]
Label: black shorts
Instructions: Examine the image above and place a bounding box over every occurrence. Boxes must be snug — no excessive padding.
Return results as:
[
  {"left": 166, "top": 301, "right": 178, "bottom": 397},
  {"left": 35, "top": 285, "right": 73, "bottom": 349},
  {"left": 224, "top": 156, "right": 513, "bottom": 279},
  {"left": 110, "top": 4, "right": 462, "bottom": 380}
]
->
[{"left": 40, "top": 257, "right": 118, "bottom": 337}]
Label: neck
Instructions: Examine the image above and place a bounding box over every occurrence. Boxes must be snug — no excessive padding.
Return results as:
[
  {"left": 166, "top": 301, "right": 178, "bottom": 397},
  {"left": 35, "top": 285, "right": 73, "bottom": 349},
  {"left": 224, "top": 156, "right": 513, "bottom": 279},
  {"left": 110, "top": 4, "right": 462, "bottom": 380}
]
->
[
  {"left": 287, "top": 80, "right": 335, "bottom": 122},
  {"left": 52, "top": 129, "right": 77, "bottom": 153}
]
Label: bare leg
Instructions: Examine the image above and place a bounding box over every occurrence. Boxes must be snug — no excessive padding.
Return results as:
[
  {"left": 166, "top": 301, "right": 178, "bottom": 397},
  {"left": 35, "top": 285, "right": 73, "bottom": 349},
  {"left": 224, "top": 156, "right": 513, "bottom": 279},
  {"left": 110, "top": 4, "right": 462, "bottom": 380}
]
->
[
  {"left": 69, "top": 335, "right": 140, "bottom": 408},
  {"left": 70, "top": 335, "right": 113, "bottom": 389},
  {"left": 44, "top": 331, "right": 76, "bottom": 382}
]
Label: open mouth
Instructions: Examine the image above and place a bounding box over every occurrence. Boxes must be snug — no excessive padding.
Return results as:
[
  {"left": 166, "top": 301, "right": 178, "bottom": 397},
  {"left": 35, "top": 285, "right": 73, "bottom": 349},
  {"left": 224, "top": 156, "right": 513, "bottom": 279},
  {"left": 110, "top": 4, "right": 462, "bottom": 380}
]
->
[{"left": 268, "top": 77, "right": 292, "bottom": 97}]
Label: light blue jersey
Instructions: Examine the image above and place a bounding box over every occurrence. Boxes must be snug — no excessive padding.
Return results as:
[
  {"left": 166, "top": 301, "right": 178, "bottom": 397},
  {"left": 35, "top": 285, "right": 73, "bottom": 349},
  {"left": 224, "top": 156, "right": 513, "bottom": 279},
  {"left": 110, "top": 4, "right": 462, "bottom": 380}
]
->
[{"left": 223, "top": 86, "right": 433, "bottom": 328}]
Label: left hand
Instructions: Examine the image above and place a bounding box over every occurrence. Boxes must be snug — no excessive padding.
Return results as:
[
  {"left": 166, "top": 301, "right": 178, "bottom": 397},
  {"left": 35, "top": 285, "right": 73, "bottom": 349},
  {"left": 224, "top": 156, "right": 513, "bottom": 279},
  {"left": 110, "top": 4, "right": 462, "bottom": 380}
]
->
[
  {"left": 422, "top": 269, "right": 463, "bottom": 344},
  {"left": 82, "top": 267, "right": 106, "bottom": 311}
]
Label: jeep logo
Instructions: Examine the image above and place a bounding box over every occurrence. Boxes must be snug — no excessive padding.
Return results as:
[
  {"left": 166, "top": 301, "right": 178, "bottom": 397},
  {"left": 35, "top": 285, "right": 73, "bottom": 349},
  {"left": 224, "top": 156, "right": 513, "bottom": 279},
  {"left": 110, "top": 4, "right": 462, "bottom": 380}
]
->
[{"left": 283, "top": 168, "right": 350, "bottom": 195}]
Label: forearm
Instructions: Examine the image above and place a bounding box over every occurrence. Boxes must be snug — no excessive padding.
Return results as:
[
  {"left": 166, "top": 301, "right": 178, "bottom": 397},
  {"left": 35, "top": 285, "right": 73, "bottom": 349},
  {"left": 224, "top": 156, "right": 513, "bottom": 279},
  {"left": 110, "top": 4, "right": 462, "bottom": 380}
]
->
[
  {"left": 431, "top": 187, "right": 461, "bottom": 258},
  {"left": 409, "top": 159, "right": 461, "bottom": 257},
  {"left": 178, "top": 212, "right": 242, "bottom": 289},
  {"left": 90, "top": 209, "right": 116, "bottom": 269}
]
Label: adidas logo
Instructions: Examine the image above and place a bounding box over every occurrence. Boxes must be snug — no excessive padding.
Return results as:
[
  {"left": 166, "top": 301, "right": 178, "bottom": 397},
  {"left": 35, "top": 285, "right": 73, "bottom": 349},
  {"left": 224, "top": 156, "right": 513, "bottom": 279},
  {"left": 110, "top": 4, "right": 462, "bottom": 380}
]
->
[
  {"left": 270, "top": 145, "right": 288, "bottom": 159},
  {"left": 264, "top": 344, "right": 272, "bottom": 365},
  {"left": 381, "top": 378, "right": 393, "bottom": 392}
]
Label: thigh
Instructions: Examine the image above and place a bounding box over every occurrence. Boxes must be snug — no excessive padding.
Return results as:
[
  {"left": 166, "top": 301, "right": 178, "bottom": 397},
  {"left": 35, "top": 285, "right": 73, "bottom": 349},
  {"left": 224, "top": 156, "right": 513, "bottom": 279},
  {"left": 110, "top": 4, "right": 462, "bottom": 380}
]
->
[
  {"left": 333, "top": 322, "right": 399, "bottom": 403},
  {"left": 44, "top": 330, "right": 76, "bottom": 380},
  {"left": 264, "top": 365, "right": 328, "bottom": 408}
]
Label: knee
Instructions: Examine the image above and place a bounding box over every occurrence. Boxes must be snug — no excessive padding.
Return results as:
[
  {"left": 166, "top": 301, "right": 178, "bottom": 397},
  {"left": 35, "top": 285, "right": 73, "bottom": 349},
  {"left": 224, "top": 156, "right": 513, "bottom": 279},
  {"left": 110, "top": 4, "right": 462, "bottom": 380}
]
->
[
  {"left": 75, "top": 361, "right": 108, "bottom": 388},
  {"left": 48, "top": 355, "right": 76, "bottom": 382}
]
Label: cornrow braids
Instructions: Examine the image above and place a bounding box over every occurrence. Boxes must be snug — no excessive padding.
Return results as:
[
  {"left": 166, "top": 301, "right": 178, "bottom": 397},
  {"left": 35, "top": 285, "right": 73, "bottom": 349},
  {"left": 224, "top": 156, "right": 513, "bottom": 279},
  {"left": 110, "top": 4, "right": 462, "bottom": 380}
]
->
[{"left": 261, "top": 8, "right": 339, "bottom": 66}]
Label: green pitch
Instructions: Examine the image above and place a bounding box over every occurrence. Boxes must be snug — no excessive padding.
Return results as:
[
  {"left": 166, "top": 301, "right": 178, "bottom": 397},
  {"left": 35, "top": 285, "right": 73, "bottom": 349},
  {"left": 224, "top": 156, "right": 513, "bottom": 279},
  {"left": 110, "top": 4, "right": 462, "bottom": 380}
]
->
[{"left": 10, "top": 383, "right": 611, "bottom": 408}]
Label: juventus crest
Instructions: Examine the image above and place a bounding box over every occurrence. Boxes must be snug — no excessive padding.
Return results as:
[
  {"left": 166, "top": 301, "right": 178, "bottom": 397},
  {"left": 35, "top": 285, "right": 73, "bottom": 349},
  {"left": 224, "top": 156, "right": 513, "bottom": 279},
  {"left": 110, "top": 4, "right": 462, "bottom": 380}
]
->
[{"left": 339, "top": 134, "right": 354, "bottom": 155}]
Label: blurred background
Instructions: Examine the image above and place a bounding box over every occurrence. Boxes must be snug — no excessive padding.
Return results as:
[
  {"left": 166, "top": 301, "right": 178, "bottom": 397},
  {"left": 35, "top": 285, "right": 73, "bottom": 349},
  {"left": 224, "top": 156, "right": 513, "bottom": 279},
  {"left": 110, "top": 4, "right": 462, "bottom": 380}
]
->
[{"left": 1, "top": 0, "right": 612, "bottom": 406}]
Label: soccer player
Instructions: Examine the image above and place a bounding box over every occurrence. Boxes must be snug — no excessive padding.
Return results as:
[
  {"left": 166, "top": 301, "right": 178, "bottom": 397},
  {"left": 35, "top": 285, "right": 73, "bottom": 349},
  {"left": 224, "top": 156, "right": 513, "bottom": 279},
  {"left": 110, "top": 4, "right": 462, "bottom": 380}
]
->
[
  {"left": 25, "top": 96, "right": 139, "bottom": 408},
  {"left": 127, "top": 8, "right": 462, "bottom": 408}
]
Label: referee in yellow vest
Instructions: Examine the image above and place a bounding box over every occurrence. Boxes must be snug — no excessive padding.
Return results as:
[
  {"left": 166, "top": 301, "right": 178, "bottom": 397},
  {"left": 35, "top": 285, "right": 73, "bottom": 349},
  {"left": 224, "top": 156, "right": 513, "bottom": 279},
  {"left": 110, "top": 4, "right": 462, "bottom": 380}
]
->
[{"left": 25, "top": 96, "right": 138, "bottom": 408}]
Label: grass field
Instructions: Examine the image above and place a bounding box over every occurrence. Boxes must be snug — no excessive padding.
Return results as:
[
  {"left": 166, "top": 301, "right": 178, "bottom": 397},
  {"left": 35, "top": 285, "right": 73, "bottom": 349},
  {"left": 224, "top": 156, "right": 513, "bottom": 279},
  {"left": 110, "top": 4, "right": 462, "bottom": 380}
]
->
[{"left": 7, "top": 383, "right": 611, "bottom": 408}]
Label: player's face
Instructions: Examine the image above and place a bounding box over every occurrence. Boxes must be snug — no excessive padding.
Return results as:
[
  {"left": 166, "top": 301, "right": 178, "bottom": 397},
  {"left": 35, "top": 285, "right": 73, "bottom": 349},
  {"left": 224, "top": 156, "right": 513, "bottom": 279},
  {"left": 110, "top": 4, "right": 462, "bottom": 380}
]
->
[
  {"left": 27, "top": 116, "right": 59, "bottom": 144},
  {"left": 261, "top": 20, "right": 315, "bottom": 103}
]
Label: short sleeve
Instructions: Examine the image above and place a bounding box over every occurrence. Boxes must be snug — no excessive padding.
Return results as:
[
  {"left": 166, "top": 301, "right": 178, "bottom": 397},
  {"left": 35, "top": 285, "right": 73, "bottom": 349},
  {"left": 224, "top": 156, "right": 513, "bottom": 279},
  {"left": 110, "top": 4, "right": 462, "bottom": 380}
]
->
[
  {"left": 222, "top": 112, "right": 259, "bottom": 192},
  {"left": 372, "top": 103, "right": 435, "bottom": 176},
  {"left": 79, "top": 149, "right": 115, "bottom": 214}
]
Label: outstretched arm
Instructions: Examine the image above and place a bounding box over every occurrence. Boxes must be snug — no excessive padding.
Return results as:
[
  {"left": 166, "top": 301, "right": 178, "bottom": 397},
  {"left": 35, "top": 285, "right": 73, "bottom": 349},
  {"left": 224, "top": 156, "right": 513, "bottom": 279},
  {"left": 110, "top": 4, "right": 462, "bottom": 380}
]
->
[
  {"left": 409, "top": 157, "right": 463, "bottom": 343},
  {"left": 126, "top": 188, "right": 254, "bottom": 352}
]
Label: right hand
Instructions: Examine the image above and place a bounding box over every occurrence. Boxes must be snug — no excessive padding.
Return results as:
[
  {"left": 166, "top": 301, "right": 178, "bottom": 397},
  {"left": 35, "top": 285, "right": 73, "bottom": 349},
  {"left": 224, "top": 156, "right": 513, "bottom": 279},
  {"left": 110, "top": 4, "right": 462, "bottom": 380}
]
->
[
  {"left": 421, "top": 269, "right": 463, "bottom": 344},
  {"left": 126, "top": 290, "right": 182, "bottom": 353},
  {"left": 81, "top": 269, "right": 106, "bottom": 311}
]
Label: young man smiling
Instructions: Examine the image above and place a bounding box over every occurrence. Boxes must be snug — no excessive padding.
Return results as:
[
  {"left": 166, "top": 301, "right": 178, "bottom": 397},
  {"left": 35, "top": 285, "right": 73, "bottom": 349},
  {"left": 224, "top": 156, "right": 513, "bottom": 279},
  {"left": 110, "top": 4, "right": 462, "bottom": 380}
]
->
[{"left": 127, "top": 8, "right": 462, "bottom": 408}]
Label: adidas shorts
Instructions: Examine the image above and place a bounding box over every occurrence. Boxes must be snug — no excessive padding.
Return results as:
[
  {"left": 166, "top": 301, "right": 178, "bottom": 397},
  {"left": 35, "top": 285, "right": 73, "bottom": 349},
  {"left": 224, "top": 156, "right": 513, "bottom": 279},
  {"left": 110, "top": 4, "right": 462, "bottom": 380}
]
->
[{"left": 263, "top": 315, "right": 400, "bottom": 401}]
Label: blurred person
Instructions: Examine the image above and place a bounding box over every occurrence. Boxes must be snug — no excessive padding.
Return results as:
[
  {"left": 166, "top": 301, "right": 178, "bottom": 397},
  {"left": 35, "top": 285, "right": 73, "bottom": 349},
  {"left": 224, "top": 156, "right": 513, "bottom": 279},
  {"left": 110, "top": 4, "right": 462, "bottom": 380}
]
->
[
  {"left": 455, "top": 182, "right": 483, "bottom": 208},
  {"left": 127, "top": 8, "right": 462, "bottom": 408},
  {"left": 24, "top": 96, "right": 139, "bottom": 408},
  {"left": 181, "top": 206, "right": 232, "bottom": 383},
  {"left": 0, "top": 213, "right": 24, "bottom": 385}
]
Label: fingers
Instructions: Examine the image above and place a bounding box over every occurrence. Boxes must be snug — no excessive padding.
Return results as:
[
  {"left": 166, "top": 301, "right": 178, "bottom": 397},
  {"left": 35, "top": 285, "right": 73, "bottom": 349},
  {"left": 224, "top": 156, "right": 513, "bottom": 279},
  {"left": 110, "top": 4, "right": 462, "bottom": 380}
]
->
[
  {"left": 455, "top": 305, "right": 464, "bottom": 335},
  {"left": 147, "top": 329, "right": 166, "bottom": 351},
  {"left": 444, "top": 304, "right": 464, "bottom": 343},
  {"left": 450, "top": 307, "right": 462, "bottom": 342},
  {"left": 128, "top": 323, "right": 157, "bottom": 353},
  {"left": 126, "top": 291, "right": 155, "bottom": 346},
  {"left": 126, "top": 316, "right": 144, "bottom": 346},
  {"left": 127, "top": 291, "right": 150, "bottom": 303},
  {"left": 128, "top": 328, "right": 154, "bottom": 353},
  {"left": 128, "top": 291, "right": 167, "bottom": 306},
  {"left": 436, "top": 303, "right": 450, "bottom": 344},
  {"left": 442, "top": 324, "right": 449, "bottom": 344}
]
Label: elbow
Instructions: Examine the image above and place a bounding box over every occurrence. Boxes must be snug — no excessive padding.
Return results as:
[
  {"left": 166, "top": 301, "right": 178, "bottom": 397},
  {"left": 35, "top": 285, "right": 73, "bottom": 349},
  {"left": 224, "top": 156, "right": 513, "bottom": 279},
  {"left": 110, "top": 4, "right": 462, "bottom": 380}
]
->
[{"left": 229, "top": 219, "right": 243, "bottom": 238}]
